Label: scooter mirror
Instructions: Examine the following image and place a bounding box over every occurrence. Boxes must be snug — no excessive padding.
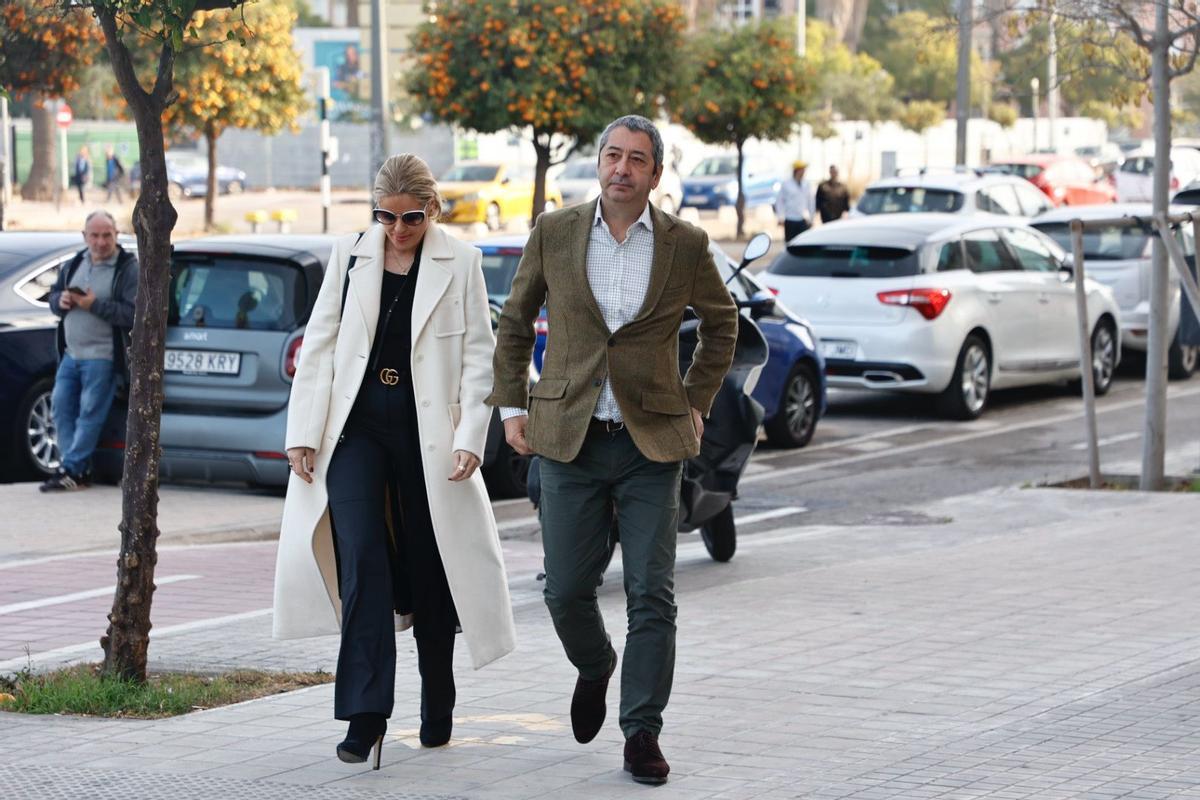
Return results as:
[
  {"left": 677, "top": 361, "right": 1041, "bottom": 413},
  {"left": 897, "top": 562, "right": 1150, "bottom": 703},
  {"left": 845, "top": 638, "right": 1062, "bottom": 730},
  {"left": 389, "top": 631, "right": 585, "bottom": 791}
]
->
[{"left": 742, "top": 232, "right": 771, "bottom": 263}]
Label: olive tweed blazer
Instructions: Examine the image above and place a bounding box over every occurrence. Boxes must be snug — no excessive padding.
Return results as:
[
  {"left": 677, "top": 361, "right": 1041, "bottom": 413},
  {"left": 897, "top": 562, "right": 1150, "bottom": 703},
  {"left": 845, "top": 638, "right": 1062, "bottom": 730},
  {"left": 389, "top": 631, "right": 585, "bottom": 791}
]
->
[{"left": 486, "top": 199, "right": 738, "bottom": 464}]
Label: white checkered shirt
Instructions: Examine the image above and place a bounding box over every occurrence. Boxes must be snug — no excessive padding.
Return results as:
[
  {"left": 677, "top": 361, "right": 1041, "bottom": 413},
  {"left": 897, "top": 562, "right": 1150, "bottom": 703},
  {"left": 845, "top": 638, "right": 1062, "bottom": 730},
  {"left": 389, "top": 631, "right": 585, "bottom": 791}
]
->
[{"left": 501, "top": 200, "right": 655, "bottom": 423}]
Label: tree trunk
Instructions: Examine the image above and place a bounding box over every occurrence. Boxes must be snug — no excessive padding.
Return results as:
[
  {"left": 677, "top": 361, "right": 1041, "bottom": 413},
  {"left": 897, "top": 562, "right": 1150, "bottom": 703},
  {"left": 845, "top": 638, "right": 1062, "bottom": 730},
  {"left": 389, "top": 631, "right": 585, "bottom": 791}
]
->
[
  {"left": 734, "top": 139, "right": 746, "bottom": 240},
  {"left": 95, "top": 14, "right": 180, "bottom": 683},
  {"left": 815, "top": 0, "right": 870, "bottom": 52},
  {"left": 531, "top": 133, "right": 551, "bottom": 230},
  {"left": 205, "top": 123, "right": 217, "bottom": 231},
  {"left": 1141, "top": 6, "right": 1171, "bottom": 491},
  {"left": 346, "top": 0, "right": 359, "bottom": 28},
  {"left": 21, "top": 98, "right": 57, "bottom": 201}
]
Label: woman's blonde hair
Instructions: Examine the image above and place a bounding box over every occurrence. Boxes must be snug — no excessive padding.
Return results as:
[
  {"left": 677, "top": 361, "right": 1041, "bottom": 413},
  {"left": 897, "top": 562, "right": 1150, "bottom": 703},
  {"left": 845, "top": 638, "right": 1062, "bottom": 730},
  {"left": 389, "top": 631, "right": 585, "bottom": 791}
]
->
[{"left": 373, "top": 154, "right": 442, "bottom": 219}]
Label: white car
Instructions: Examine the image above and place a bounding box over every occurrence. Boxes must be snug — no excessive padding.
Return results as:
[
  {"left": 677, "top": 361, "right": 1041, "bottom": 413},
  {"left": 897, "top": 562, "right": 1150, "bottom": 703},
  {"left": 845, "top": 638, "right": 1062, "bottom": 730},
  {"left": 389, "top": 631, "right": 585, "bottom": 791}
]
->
[
  {"left": 852, "top": 171, "right": 1054, "bottom": 219},
  {"left": 1114, "top": 147, "right": 1200, "bottom": 203},
  {"left": 1032, "top": 203, "right": 1198, "bottom": 378},
  {"left": 761, "top": 214, "right": 1122, "bottom": 419},
  {"left": 554, "top": 156, "right": 683, "bottom": 215}
]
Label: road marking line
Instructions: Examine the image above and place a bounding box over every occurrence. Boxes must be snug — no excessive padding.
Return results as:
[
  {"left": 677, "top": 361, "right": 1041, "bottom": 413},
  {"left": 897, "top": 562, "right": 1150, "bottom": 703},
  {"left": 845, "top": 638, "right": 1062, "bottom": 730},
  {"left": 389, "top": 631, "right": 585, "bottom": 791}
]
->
[
  {"left": 754, "top": 423, "right": 934, "bottom": 460},
  {"left": 1071, "top": 432, "right": 1140, "bottom": 450},
  {"left": 0, "top": 608, "right": 274, "bottom": 673},
  {"left": 0, "top": 574, "right": 201, "bottom": 616},
  {"left": 741, "top": 385, "right": 1200, "bottom": 486},
  {"left": 735, "top": 507, "right": 807, "bottom": 525}
]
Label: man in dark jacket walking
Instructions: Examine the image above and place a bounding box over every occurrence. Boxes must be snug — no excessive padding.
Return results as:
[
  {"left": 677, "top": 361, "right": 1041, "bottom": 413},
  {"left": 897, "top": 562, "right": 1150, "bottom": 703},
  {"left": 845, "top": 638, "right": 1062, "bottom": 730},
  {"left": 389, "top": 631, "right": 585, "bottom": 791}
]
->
[
  {"left": 42, "top": 210, "right": 138, "bottom": 491},
  {"left": 815, "top": 165, "right": 851, "bottom": 224}
]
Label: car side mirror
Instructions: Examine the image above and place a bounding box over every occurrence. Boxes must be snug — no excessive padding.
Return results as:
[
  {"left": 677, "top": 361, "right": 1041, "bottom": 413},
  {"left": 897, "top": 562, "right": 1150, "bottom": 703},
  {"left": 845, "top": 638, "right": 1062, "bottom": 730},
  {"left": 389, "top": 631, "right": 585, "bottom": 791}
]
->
[
  {"left": 1059, "top": 262, "right": 1074, "bottom": 280},
  {"left": 742, "top": 232, "right": 771, "bottom": 263}
]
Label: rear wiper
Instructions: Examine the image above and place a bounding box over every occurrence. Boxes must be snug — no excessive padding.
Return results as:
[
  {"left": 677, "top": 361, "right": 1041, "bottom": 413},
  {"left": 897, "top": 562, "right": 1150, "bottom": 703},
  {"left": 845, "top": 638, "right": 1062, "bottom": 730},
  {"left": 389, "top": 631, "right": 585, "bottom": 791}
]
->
[{"left": 830, "top": 271, "right": 862, "bottom": 278}]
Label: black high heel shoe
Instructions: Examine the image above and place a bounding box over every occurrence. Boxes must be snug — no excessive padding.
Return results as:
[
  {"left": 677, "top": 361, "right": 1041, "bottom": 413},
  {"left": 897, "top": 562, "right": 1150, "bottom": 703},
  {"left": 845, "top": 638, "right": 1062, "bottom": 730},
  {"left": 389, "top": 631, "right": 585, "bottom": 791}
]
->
[
  {"left": 337, "top": 713, "right": 387, "bottom": 769},
  {"left": 418, "top": 635, "right": 456, "bottom": 748}
]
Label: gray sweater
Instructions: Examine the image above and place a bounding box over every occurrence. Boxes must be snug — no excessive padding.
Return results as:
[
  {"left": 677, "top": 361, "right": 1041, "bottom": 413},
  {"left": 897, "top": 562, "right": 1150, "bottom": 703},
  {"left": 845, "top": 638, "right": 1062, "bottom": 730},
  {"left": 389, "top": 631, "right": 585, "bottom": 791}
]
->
[{"left": 63, "top": 252, "right": 118, "bottom": 360}]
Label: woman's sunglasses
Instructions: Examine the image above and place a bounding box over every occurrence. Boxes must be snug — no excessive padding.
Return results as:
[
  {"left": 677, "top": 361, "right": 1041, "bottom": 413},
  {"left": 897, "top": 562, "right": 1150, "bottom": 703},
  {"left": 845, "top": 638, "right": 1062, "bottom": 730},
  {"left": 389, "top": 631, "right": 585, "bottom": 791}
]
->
[{"left": 372, "top": 207, "right": 427, "bottom": 226}]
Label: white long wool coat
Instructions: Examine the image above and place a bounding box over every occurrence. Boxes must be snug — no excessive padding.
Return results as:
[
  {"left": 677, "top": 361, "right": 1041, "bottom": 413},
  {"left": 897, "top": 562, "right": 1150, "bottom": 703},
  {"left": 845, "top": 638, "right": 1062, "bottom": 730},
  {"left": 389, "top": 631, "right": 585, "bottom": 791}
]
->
[{"left": 272, "top": 223, "right": 516, "bottom": 669}]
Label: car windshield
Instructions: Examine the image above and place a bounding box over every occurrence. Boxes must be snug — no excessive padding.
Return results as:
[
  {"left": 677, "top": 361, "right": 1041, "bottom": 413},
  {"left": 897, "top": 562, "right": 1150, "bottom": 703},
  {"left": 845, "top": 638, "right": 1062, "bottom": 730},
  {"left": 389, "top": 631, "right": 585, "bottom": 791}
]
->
[
  {"left": 770, "top": 244, "right": 922, "bottom": 278},
  {"left": 170, "top": 258, "right": 305, "bottom": 330},
  {"left": 690, "top": 157, "right": 738, "bottom": 177},
  {"left": 441, "top": 165, "right": 499, "bottom": 182},
  {"left": 1033, "top": 223, "right": 1151, "bottom": 260},
  {"left": 991, "top": 163, "right": 1044, "bottom": 180},
  {"left": 560, "top": 161, "right": 597, "bottom": 180},
  {"left": 480, "top": 249, "right": 523, "bottom": 300},
  {"left": 857, "top": 187, "right": 965, "bottom": 214}
]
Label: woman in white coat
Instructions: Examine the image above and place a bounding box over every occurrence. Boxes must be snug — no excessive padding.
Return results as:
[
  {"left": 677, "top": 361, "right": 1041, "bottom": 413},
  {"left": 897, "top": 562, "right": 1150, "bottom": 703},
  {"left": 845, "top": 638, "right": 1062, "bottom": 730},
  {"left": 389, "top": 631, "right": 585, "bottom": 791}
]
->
[{"left": 274, "top": 154, "right": 515, "bottom": 769}]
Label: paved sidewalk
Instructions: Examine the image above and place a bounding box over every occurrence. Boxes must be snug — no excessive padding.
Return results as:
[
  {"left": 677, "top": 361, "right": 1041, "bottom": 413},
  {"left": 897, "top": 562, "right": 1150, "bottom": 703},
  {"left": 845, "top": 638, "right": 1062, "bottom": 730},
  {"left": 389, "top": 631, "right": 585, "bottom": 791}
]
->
[{"left": 3, "top": 486, "right": 1200, "bottom": 799}]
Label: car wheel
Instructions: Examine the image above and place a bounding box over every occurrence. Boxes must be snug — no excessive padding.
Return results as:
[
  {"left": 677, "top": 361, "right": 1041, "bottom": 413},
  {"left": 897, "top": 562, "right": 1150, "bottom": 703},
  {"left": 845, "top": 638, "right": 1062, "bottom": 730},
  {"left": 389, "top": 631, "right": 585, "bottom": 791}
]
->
[
  {"left": 225, "top": 179, "right": 244, "bottom": 195},
  {"left": 167, "top": 182, "right": 185, "bottom": 201},
  {"left": 1168, "top": 333, "right": 1197, "bottom": 380},
  {"left": 483, "top": 437, "right": 531, "bottom": 499},
  {"left": 699, "top": 503, "right": 736, "bottom": 562},
  {"left": 15, "top": 377, "right": 59, "bottom": 479},
  {"left": 1070, "top": 321, "right": 1117, "bottom": 396},
  {"left": 938, "top": 335, "right": 990, "bottom": 420},
  {"left": 764, "top": 362, "right": 818, "bottom": 448},
  {"left": 486, "top": 202, "right": 503, "bottom": 231}
]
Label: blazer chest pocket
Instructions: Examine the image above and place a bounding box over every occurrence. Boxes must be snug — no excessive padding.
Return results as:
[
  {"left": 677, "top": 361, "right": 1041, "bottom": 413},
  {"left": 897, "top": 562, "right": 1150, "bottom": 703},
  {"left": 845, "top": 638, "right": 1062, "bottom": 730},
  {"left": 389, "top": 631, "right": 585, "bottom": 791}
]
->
[{"left": 434, "top": 295, "right": 466, "bottom": 337}]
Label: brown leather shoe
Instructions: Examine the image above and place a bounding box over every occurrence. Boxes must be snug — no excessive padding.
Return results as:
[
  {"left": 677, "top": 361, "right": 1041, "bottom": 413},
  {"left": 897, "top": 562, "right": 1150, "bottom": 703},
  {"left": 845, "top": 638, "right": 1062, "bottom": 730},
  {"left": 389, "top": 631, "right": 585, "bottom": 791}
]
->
[
  {"left": 570, "top": 646, "right": 617, "bottom": 744},
  {"left": 623, "top": 729, "right": 670, "bottom": 784}
]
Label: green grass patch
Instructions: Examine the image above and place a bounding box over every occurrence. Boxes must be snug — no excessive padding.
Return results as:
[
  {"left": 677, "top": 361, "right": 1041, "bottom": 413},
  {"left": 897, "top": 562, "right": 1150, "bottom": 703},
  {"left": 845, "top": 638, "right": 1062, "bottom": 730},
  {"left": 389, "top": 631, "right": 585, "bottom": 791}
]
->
[{"left": 0, "top": 663, "right": 331, "bottom": 718}]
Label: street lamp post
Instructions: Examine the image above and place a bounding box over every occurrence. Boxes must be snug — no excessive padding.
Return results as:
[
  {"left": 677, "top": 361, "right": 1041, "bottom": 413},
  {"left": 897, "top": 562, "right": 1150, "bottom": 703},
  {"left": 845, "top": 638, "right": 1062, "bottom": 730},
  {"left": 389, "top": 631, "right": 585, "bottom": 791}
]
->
[{"left": 1030, "top": 76, "right": 1040, "bottom": 154}]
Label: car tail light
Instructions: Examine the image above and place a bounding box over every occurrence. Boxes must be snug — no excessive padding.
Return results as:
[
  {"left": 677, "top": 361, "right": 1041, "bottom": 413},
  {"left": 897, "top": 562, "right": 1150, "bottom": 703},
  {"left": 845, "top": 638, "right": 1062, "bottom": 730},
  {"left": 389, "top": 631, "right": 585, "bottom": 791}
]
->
[
  {"left": 285, "top": 336, "right": 303, "bottom": 378},
  {"left": 254, "top": 451, "right": 288, "bottom": 460},
  {"left": 877, "top": 288, "right": 952, "bottom": 320},
  {"left": 1171, "top": 176, "right": 1180, "bottom": 190},
  {"left": 534, "top": 314, "right": 549, "bottom": 335},
  {"left": 99, "top": 438, "right": 126, "bottom": 450}
]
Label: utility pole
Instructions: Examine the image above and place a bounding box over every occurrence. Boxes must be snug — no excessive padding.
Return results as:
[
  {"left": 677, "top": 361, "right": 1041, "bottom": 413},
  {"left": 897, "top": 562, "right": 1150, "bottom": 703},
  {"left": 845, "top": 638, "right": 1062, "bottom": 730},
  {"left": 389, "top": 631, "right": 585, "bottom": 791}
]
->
[
  {"left": 796, "top": 0, "right": 806, "bottom": 57},
  {"left": 369, "top": 0, "right": 390, "bottom": 189},
  {"left": 955, "top": 0, "right": 972, "bottom": 166},
  {"left": 1047, "top": 0, "right": 1058, "bottom": 153},
  {"left": 1030, "top": 77, "right": 1040, "bottom": 153},
  {"left": 1, "top": 95, "right": 10, "bottom": 231},
  {"left": 316, "top": 67, "right": 333, "bottom": 233},
  {"left": 1142, "top": 0, "right": 1171, "bottom": 489}
]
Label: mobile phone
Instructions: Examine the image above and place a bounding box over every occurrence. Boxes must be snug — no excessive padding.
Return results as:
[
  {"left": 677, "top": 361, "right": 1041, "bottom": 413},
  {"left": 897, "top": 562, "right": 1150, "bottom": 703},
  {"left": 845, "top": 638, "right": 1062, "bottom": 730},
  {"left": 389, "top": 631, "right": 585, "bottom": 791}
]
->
[{"left": 66, "top": 286, "right": 87, "bottom": 295}]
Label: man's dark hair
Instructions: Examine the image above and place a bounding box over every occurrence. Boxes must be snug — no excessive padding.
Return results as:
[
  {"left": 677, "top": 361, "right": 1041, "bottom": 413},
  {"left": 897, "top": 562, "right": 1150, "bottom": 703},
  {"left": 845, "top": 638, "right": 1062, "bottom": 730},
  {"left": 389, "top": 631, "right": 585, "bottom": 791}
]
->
[{"left": 598, "top": 115, "right": 664, "bottom": 171}]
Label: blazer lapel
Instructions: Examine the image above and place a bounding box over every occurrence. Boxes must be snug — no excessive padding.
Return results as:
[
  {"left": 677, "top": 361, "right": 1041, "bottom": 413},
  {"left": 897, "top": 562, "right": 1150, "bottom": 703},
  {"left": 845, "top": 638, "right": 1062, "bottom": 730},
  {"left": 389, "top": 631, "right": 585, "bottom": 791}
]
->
[
  {"left": 347, "top": 225, "right": 384, "bottom": 347},
  {"left": 632, "top": 204, "right": 677, "bottom": 323},
  {"left": 572, "top": 200, "right": 609, "bottom": 328},
  {"left": 411, "top": 224, "right": 454, "bottom": 341}
]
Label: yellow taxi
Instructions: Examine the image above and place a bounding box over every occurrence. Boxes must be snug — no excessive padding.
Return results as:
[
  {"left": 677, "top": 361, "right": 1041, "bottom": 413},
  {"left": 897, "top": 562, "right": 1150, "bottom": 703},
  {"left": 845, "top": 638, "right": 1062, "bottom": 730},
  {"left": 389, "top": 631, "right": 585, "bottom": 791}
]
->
[{"left": 438, "top": 162, "right": 563, "bottom": 230}]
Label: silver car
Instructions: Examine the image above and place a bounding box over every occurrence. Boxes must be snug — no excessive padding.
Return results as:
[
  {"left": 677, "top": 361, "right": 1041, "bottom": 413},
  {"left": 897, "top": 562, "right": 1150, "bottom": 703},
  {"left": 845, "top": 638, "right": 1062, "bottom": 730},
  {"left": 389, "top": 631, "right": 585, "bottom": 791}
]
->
[
  {"left": 1032, "top": 203, "right": 1198, "bottom": 379},
  {"left": 853, "top": 170, "right": 1054, "bottom": 219}
]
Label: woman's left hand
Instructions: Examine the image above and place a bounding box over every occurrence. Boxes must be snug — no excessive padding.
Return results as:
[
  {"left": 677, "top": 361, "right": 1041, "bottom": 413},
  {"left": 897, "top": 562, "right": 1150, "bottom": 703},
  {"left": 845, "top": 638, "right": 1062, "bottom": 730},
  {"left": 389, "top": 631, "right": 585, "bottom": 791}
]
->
[{"left": 449, "top": 450, "right": 481, "bottom": 481}]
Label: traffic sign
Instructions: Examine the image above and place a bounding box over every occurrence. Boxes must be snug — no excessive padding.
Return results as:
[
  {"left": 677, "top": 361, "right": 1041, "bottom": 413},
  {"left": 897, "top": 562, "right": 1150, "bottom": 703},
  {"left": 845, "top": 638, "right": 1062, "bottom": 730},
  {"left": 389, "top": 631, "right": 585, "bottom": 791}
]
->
[{"left": 56, "top": 104, "right": 72, "bottom": 129}]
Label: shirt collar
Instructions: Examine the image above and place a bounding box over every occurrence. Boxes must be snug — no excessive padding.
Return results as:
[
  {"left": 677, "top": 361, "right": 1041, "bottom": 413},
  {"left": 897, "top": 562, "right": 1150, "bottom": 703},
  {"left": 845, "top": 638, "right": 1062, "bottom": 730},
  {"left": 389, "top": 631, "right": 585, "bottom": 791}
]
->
[{"left": 595, "top": 199, "right": 654, "bottom": 233}]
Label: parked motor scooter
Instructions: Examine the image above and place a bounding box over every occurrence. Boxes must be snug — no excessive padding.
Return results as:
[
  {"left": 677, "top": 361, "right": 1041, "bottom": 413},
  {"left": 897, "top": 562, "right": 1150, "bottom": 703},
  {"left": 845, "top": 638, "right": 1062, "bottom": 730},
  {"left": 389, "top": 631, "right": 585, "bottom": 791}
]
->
[{"left": 526, "top": 233, "right": 773, "bottom": 564}]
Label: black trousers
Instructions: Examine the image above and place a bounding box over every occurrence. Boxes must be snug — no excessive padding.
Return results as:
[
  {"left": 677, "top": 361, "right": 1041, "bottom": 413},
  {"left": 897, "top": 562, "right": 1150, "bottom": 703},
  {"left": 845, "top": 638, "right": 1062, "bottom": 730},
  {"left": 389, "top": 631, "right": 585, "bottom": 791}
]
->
[
  {"left": 326, "top": 375, "right": 458, "bottom": 720},
  {"left": 783, "top": 218, "right": 810, "bottom": 243}
]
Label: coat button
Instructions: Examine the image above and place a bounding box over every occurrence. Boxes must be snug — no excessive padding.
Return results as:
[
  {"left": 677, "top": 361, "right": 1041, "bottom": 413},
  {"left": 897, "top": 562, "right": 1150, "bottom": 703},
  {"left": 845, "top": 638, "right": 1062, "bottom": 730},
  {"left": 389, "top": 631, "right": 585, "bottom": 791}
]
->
[
  {"left": 416, "top": 354, "right": 424, "bottom": 363},
  {"left": 427, "top": 444, "right": 436, "bottom": 451},
  {"left": 422, "top": 400, "right": 430, "bottom": 407}
]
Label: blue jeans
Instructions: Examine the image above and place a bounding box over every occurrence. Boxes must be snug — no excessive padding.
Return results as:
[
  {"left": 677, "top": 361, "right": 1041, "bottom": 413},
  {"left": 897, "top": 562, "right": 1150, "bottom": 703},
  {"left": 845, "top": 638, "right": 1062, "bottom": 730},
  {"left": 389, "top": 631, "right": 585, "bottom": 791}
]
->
[{"left": 51, "top": 355, "right": 115, "bottom": 477}]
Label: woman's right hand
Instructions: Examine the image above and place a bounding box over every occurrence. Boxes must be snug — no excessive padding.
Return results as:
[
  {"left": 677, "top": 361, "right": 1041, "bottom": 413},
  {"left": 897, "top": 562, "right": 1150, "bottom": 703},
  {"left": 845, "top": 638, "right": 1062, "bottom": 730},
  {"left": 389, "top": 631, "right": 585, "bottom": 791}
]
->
[{"left": 287, "top": 447, "right": 316, "bottom": 483}]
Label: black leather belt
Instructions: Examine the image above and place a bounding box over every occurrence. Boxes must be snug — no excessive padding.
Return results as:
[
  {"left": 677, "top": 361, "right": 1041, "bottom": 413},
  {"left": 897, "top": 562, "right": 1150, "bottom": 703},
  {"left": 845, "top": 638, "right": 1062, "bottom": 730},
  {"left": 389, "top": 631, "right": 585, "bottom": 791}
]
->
[{"left": 588, "top": 417, "right": 626, "bottom": 435}]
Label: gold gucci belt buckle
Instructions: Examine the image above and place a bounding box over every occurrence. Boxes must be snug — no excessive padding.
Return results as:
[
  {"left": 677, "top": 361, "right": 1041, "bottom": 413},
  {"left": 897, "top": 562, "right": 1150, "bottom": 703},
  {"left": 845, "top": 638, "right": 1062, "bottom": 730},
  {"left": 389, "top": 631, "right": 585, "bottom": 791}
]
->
[{"left": 378, "top": 367, "right": 400, "bottom": 386}]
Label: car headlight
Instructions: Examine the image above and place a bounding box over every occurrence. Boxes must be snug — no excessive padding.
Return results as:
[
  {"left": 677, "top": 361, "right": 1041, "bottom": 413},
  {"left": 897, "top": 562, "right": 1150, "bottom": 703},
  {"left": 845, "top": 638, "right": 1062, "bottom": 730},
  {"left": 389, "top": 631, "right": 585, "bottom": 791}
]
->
[
  {"left": 786, "top": 322, "right": 815, "bottom": 350},
  {"left": 461, "top": 192, "right": 479, "bottom": 202}
]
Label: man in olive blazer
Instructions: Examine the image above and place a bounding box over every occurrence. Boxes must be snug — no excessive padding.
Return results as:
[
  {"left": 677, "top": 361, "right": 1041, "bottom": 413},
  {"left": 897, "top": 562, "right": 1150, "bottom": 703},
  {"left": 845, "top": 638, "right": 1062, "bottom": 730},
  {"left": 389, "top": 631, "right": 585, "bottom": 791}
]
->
[{"left": 487, "top": 115, "right": 738, "bottom": 784}]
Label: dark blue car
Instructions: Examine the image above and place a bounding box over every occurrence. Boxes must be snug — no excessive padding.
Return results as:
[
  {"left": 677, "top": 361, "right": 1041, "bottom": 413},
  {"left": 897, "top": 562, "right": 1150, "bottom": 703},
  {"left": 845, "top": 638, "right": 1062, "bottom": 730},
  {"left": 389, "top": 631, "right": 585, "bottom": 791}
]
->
[
  {"left": 475, "top": 234, "right": 825, "bottom": 449},
  {"left": 681, "top": 155, "right": 783, "bottom": 212}
]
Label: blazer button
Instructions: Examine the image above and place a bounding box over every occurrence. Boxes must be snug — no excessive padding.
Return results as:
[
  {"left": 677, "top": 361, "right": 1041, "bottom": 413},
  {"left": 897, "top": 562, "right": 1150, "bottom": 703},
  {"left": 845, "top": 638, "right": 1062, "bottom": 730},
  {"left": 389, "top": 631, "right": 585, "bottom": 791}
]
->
[
  {"left": 593, "top": 378, "right": 602, "bottom": 387},
  {"left": 608, "top": 337, "right": 615, "bottom": 347}
]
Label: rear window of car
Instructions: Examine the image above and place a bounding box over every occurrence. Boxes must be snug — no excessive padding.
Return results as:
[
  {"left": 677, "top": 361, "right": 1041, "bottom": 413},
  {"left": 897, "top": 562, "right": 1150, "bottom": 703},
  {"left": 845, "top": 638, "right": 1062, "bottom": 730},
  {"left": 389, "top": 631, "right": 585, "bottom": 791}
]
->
[
  {"left": 1033, "top": 223, "right": 1151, "bottom": 260},
  {"left": 170, "top": 257, "right": 306, "bottom": 330},
  {"left": 769, "top": 245, "right": 922, "bottom": 278},
  {"left": 992, "top": 163, "right": 1044, "bottom": 180},
  {"left": 857, "top": 187, "right": 965, "bottom": 214},
  {"left": 690, "top": 157, "right": 738, "bottom": 177},
  {"left": 480, "top": 249, "right": 522, "bottom": 300}
]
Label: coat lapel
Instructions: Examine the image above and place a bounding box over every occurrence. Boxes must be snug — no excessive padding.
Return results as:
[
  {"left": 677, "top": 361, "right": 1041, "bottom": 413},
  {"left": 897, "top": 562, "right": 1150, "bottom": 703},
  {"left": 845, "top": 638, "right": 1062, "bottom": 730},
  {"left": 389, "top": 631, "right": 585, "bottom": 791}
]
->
[
  {"left": 631, "top": 203, "right": 677, "bottom": 323},
  {"left": 347, "top": 225, "right": 384, "bottom": 347},
  {"left": 411, "top": 224, "right": 454, "bottom": 341},
  {"left": 572, "top": 200, "right": 609, "bottom": 328}
]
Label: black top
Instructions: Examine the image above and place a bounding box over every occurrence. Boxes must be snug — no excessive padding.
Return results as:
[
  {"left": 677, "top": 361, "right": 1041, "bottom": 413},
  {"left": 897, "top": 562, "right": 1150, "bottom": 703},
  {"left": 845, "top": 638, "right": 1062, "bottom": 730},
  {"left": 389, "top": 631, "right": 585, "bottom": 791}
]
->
[{"left": 369, "top": 242, "right": 422, "bottom": 373}]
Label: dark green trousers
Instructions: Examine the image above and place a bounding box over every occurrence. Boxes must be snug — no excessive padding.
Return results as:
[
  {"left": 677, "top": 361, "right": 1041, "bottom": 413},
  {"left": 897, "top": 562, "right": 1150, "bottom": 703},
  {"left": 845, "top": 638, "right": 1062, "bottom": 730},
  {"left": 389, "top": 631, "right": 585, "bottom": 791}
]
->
[{"left": 539, "top": 427, "right": 682, "bottom": 738}]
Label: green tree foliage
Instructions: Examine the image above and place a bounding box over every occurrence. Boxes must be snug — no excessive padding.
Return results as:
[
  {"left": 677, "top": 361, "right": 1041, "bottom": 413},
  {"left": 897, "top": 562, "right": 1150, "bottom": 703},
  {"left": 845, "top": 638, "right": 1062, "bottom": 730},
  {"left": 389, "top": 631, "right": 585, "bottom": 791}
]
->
[
  {"left": 675, "top": 19, "right": 812, "bottom": 238},
  {"left": 997, "top": 15, "right": 1148, "bottom": 128},
  {"left": 873, "top": 11, "right": 989, "bottom": 108},
  {"left": 165, "top": 2, "right": 309, "bottom": 229},
  {"left": 407, "top": 0, "right": 686, "bottom": 226},
  {"left": 897, "top": 99, "right": 946, "bottom": 133},
  {"left": 805, "top": 18, "right": 897, "bottom": 124}
]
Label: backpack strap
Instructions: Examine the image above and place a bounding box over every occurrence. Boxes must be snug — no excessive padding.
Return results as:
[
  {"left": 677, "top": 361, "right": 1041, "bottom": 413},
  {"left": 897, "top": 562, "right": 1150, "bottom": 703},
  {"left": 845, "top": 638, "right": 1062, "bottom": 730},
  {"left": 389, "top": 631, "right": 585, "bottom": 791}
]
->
[{"left": 338, "top": 231, "right": 366, "bottom": 320}]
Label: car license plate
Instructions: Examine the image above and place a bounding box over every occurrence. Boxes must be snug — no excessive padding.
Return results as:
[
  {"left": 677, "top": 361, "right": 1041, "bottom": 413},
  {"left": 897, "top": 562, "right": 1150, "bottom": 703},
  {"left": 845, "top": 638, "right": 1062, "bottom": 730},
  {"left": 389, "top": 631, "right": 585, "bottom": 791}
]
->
[
  {"left": 820, "top": 340, "right": 858, "bottom": 360},
  {"left": 685, "top": 194, "right": 706, "bottom": 204},
  {"left": 164, "top": 349, "right": 241, "bottom": 375}
]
